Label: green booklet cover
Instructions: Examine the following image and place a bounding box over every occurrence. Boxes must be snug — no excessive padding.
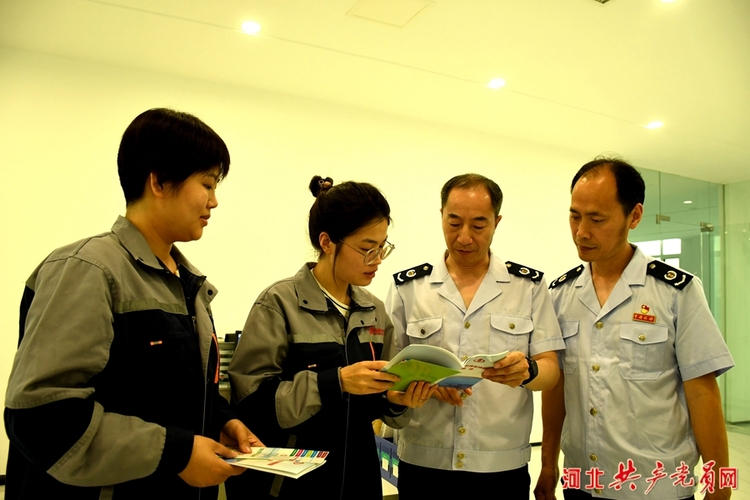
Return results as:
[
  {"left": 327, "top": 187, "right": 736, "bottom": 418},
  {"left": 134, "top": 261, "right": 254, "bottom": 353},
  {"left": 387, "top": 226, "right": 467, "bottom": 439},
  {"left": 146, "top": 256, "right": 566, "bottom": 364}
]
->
[
  {"left": 385, "top": 359, "right": 461, "bottom": 392},
  {"left": 382, "top": 344, "right": 508, "bottom": 391}
]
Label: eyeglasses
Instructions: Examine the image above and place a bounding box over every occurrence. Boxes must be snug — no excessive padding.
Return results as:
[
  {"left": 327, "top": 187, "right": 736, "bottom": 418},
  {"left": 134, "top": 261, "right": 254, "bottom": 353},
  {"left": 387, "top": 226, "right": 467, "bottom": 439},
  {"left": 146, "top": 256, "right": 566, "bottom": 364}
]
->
[{"left": 342, "top": 241, "right": 395, "bottom": 265}]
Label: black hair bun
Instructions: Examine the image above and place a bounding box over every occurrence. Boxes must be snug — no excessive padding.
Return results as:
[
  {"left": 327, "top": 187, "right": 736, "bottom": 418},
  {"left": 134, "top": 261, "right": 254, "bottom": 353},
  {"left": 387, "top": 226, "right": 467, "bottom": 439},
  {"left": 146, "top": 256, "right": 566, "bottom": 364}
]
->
[{"left": 309, "top": 176, "right": 334, "bottom": 197}]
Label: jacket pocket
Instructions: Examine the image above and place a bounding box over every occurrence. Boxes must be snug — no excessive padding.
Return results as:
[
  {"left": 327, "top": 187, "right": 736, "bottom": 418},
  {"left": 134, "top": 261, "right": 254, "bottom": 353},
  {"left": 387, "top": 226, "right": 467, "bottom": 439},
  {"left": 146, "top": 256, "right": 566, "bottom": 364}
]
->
[
  {"left": 560, "top": 321, "right": 580, "bottom": 374},
  {"left": 405, "top": 317, "right": 443, "bottom": 346},
  {"left": 284, "top": 342, "right": 343, "bottom": 377},
  {"left": 618, "top": 323, "right": 669, "bottom": 381},
  {"left": 489, "top": 314, "right": 533, "bottom": 353}
]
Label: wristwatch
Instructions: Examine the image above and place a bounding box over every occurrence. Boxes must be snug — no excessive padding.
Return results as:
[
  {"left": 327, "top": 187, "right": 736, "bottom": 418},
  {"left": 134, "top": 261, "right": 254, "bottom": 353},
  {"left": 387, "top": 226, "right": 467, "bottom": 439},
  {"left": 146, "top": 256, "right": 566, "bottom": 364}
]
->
[{"left": 522, "top": 356, "right": 538, "bottom": 386}]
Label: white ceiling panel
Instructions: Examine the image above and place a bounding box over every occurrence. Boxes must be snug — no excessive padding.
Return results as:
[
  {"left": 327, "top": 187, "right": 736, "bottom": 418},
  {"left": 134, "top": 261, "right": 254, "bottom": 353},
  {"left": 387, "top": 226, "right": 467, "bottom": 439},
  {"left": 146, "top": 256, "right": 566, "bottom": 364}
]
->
[{"left": 1, "top": 0, "right": 748, "bottom": 182}]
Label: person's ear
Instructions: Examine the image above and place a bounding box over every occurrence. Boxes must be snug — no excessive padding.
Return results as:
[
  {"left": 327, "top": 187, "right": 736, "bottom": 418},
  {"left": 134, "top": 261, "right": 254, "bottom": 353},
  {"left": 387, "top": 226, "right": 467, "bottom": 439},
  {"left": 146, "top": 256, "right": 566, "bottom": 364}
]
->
[
  {"left": 495, "top": 214, "right": 502, "bottom": 228},
  {"left": 149, "top": 173, "right": 166, "bottom": 199},
  {"left": 629, "top": 203, "right": 644, "bottom": 230},
  {"left": 319, "top": 232, "right": 336, "bottom": 256}
]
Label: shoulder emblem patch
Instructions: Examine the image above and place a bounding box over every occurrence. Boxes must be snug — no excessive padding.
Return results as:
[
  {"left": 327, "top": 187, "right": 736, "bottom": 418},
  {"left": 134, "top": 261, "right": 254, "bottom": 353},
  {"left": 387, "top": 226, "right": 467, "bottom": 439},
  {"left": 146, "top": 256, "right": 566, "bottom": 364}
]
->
[
  {"left": 549, "top": 265, "right": 585, "bottom": 289},
  {"left": 646, "top": 260, "right": 693, "bottom": 290},
  {"left": 505, "top": 261, "right": 543, "bottom": 282},
  {"left": 393, "top": 263, "right": 433, "bottom": 286}
]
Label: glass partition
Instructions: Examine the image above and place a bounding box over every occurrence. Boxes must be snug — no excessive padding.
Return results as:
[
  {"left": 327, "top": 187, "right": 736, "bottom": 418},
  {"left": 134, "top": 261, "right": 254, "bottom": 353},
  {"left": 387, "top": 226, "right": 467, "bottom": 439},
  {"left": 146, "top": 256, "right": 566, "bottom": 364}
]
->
[{"left": 724, "top": 180, "right": 750, "bottom": 424}]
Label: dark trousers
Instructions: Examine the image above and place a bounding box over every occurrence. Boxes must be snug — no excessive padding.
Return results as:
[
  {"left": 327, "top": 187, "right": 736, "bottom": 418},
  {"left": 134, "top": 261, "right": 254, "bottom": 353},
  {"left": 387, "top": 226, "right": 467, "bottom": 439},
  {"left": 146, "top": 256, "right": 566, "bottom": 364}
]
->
[
  {"left": 398, "top": 460, "right": 530, "bottom": 499},
  {"left": 563, "top": 488, "right": 695, "bottom": 500}
]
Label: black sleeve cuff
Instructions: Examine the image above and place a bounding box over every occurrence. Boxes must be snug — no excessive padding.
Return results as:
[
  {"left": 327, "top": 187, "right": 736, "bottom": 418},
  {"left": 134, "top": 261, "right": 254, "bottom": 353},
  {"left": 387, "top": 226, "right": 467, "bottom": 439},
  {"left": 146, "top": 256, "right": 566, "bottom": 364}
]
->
[
  {"left": 382, "top": 394, "right": 408, "bottom": 416},
  {"left": 155, "top": 426, "right": 194, "bottom": 475},
  {"left": 317, "top": 367, "right": 343, "bottom": 407}
]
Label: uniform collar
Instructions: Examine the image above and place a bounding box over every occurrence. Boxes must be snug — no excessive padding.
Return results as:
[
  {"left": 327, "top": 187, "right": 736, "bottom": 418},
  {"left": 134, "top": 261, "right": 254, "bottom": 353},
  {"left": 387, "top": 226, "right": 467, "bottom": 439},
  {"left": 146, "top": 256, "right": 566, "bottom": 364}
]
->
[
  {"left": 574, "top": 244, "right": 648, "bottom": 288},
  {"left": 622, "top": 245, "right": 649, "bottom": 286},
  {"left": 111, "top": 215, "right": 205, "bottom": 278},
  {"left": 294, "top": 262, "right": 374, "bottom": 312},
  {"left": 429, "top": 251, "right": 507, "bottom": 283}
]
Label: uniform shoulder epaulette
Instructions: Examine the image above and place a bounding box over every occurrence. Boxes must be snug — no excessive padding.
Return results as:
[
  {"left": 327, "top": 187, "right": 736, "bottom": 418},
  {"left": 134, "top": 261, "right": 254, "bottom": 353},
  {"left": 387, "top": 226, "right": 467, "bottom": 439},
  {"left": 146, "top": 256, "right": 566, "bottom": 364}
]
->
[
  {"left": 393, "top": 263, "right": 433, "bottom": 286},
  {"left": 646, "top": 260, "right": 694, "bottom": 290},
  {"left": 549, "top": 265, "right": 585, "bottom": 289},
  {"left": 505, "top": 261, "right": 543, "bottom": 283}
]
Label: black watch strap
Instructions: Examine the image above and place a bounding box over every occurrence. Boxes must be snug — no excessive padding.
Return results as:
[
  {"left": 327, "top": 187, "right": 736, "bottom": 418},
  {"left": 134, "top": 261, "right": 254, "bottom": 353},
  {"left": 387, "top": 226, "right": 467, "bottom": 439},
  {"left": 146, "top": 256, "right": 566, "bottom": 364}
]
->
[{"left": 522, "top": 356, "right": 538, "bottom": 386}]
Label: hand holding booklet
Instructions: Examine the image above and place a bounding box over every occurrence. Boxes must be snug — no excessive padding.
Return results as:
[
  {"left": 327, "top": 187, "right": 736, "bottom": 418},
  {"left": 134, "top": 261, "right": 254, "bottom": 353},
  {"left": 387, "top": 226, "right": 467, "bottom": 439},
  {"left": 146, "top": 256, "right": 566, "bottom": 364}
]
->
[
  {"left": 224, "top": 447, "right": 328, "bottom": 479},
  {"left": 382, "top": 344, "right": 509, "bottom": 391}
]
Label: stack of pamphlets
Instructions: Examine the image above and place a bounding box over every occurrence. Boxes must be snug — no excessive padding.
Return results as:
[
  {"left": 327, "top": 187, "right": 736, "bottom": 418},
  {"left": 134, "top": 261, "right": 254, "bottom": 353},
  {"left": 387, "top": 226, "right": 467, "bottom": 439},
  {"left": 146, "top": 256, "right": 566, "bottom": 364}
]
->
[{"left": 224, "top": 447, "right": 328, "bottom": 479}]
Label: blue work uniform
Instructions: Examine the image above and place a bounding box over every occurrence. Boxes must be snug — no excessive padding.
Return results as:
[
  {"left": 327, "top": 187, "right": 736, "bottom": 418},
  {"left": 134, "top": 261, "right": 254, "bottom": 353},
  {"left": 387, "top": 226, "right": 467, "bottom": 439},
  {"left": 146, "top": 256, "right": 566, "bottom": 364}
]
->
[
  {"left": 386, "top": 253, "right": 564, "bottom": 472},
  {"left": 549, "top": 246, "right": 734, "bottom": 499}
]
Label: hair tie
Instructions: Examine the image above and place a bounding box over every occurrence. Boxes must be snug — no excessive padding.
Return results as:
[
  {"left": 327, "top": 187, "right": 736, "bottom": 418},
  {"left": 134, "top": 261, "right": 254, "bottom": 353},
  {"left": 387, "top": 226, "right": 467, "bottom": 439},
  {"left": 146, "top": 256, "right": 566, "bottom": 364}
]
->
[{"left": 318, "top": 179, "right": 333, "bottom": 194}]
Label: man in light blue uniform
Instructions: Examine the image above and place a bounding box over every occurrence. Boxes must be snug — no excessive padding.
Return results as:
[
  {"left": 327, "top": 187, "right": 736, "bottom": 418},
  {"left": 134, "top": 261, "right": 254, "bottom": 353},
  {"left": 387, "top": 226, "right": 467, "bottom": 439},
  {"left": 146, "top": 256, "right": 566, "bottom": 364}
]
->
[
  {"left": 387, "top": 173, "right": 564, "bottom": 499},
  {"left": 534, "top": 158, "right": 734, "bottom": 500}
]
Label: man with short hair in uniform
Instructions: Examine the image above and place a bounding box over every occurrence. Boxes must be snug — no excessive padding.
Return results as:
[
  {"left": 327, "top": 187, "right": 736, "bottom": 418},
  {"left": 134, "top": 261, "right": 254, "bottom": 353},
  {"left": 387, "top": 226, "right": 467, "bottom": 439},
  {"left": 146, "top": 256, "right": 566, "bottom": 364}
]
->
[
  {"left": 386, "top": 173, "right": 564, "bottom": 499},
  {"left": 534, "top": 158, "right": 734, "bottom": 500}
]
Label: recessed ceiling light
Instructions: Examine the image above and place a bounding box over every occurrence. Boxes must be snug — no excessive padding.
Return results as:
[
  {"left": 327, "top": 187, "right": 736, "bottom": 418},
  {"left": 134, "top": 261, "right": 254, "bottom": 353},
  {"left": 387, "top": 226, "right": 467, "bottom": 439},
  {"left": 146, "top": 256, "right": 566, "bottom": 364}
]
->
[
  {"left": 487, "top": 78, "right": 506, "bottom": 89},
  {"left": 684, "top": 200, "right": 693, "bottom": 204},
  {"left": 646, "top": 121, "right": 664, "bottom": 129},
  {"left": 241, "top": 21, "right": 261, "bottom": 35}
]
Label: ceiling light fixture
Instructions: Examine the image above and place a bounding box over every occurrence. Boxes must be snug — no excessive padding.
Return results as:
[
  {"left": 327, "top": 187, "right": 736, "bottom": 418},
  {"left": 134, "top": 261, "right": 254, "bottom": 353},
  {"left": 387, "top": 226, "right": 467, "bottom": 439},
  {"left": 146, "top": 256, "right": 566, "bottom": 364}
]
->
[
  {"left": 646, "top": 121, "right": 664, "bottom": 129},
  {"left": 683, "top": 200, "right": 693, "bottom": 204},
  {"left": 241, "top": 21, "right": 261, "bottom": 35},
  {"left": 487, "top": 78, "right": 506, "bottom": 89}
]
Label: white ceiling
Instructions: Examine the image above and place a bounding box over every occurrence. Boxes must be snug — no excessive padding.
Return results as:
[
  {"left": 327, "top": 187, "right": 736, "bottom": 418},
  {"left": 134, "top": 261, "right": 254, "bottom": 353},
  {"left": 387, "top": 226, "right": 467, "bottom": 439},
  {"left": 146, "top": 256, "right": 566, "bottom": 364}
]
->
[{"left": 2, "top": 0, "right": 749, "bottom": 183}]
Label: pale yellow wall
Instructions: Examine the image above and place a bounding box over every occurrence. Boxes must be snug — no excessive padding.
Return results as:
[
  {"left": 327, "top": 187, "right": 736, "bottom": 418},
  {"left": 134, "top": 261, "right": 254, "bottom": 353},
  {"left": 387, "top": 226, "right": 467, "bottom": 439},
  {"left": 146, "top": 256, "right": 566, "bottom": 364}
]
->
[{"left": 0, "top": 46, "right": 584, "bottom": 471}]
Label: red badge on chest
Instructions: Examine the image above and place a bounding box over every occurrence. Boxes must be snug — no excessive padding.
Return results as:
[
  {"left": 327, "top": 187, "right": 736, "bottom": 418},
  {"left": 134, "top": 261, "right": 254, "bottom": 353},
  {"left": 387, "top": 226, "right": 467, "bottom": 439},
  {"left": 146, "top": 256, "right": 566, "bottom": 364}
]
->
[{"left": 633, "top": 304, "right": 656, "bottom": 323}]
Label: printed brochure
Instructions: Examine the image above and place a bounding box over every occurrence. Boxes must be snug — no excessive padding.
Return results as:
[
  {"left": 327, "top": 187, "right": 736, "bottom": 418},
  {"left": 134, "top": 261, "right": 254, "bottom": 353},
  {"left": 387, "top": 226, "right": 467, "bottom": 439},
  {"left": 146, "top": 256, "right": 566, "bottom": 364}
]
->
[
  {"left": 224, "top": 447, "right": 328, "bottom": 479},
  {"left": 382, "top": 344, "right": 509, "bottom": 390}
]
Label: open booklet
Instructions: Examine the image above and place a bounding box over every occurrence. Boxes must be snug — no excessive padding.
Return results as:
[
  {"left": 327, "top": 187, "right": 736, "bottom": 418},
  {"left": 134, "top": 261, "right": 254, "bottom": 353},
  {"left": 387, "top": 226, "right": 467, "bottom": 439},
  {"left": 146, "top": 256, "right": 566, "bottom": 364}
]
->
[
  {"left": 224, "top": 447, "right": 328, "bottom": 479},
  {"left": 382, "top": 344, "right": 509, "bottom": 391}
]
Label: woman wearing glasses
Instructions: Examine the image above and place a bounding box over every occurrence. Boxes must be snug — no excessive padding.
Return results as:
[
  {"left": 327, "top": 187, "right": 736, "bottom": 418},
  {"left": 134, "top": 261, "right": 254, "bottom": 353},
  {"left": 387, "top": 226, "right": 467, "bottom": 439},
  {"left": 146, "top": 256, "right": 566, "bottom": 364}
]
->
[{"left": 227, "top": 176, "right": 433, "bottom": 500}]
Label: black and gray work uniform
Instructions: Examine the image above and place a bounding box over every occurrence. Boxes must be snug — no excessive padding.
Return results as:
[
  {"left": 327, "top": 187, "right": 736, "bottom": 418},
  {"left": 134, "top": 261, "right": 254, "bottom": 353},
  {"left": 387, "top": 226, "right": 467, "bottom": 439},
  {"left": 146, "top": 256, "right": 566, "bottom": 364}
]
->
[
  {"left": 5, "top": 216, "right": 233, "bottom": 500},
  {"left": 227, "top": 263, "right": 409, "bottom": 500}
]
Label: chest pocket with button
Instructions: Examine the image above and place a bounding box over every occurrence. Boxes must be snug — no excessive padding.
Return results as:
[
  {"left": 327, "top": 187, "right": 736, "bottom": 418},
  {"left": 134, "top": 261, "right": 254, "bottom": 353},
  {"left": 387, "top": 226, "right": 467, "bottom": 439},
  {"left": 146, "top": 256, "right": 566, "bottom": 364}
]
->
[
  {"left": 489, "top": 314, "right": 533, "bottom": 353},
  {"left": 560, "top": 321, "right": 580, "bottom": 374},
  {"left": 405, "top": 317, "right": 443, "bottom": 347},
  {"left": 618, "top": 323, "right": 669, "bottom": 381}
]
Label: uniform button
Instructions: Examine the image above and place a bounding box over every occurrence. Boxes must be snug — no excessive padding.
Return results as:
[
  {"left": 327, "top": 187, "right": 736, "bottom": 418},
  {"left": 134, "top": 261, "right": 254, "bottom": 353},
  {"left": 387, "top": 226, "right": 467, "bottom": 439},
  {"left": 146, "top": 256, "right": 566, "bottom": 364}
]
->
[
  {"left": 303, "top": 299, "right": 308, "bottom": 304},
  {"left": 207, "top": 289, "right": 213, "bottom": 296},
  {"left": 461, "top": 355, "right": 469, "bottom": 362},
  {"left": 595, "top": 489, "right": 603, "bottom": 494},
  {"left": 592, "top": 364, "right": 600, "bottom": 372},
  {"left": 458, "top": 427, "right": 466, "bottom": 435},
  {"left": 456, "top": 461, "right": 464, "bottom": 468},
  {"left": 590, "top": 454, "right": 598, "bottom": 461},
  {"left": 590, "top": 408, "right": 598, "bottom": 416},
  {"left": 460, "top": 392, "right": 468, "bottom": 400},
  {"left": 420, "top": 329, "right": 426, "bottom": 334},
  {"left": 639, "top": 334, "right": 646, "bottom": 341},
  {"left": 457, "top": 452, "right": 465, "bottom": 460},
  {"left": 509, "top": 323, "right": 516, "bottom": 330},
  {"left": 595, "top": 322, "right": 603, "bottom": 329},
  {"left": 464, "top": 321, "right": 471, "bottom": 329}
]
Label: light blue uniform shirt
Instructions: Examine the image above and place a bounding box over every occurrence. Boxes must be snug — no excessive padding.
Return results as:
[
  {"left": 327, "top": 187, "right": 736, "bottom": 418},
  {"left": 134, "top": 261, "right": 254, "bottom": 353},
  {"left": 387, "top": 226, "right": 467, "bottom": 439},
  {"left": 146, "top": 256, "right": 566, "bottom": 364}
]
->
[
  {"left": 386, "top": 253, "right": 564, "bottom": 472},
  {"left": 551, "top": 246, "right": 734, "bottom": 499}
]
